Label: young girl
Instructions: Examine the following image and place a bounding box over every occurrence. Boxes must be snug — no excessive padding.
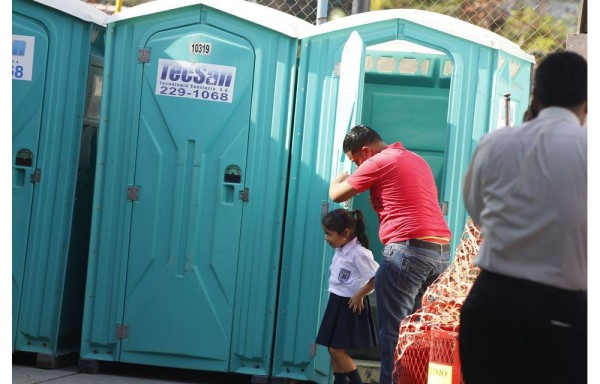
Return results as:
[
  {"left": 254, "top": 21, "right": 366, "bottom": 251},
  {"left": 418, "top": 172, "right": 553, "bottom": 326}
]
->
[{"left": 316, "top": 209, "right": 379, "bottom": 384}]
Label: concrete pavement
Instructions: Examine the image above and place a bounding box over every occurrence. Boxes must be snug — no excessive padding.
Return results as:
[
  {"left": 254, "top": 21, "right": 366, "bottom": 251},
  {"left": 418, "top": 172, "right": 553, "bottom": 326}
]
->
[
  {"left": 12, "top": 353, "right": 255, "bottom": 384},
  {"left": 12, "top": 352, "right": 381, "bottom": 384}
]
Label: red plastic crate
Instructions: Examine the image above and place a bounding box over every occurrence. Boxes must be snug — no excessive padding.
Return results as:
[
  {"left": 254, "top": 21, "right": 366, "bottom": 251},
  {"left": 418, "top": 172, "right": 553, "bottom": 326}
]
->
[
  {"left": 427, "top": 329, "right": 462, "bottom": 384},
  {"left": 397, "top": 329, "right": 463, "bottom": 384}
]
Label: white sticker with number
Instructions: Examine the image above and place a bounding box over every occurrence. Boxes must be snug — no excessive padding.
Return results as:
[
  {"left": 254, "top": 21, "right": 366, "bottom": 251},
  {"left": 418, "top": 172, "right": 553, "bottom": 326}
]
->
[
  {"left": 190, "top": 42, "right": 212, "bottom": 55},
  {"left": 155, "top": 58, "right": 236, "bottom": 103},
  {"left": 12, "top": 35, "right": 35, "bottom": 81}
]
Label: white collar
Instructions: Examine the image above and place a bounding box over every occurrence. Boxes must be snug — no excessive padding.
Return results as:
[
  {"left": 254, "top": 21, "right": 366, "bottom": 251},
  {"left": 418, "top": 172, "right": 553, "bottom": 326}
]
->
[
  {"left": 537, "top": 106, "right": 582, "bottom": 126},
  {"left": 339, "top": 237, "right": 359, "bottom": 254}
]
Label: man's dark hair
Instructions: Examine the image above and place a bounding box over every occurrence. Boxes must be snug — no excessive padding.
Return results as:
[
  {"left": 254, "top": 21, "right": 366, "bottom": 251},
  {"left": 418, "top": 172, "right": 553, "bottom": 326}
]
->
[
  {"left": 534, "top": 51, "right": 587, "bottom": 108},
  {"left": 342, "top": 125, "right": 382, "bottom": 154}
]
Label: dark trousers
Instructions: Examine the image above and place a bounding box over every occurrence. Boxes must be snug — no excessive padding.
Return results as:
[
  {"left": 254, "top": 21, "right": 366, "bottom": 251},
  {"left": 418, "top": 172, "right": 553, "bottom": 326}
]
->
[{"left": 459, "top": 270, "right": 587, "bottom": 384}]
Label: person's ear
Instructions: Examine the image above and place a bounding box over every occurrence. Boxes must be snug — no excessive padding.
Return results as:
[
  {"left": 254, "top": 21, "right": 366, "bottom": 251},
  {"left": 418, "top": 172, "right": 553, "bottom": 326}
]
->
[
  {"left": 361, "top": 146, "right": 372, "bottom": 158},
  {"left": 342, "top": 228, "right": 351, "bottom": 239}
]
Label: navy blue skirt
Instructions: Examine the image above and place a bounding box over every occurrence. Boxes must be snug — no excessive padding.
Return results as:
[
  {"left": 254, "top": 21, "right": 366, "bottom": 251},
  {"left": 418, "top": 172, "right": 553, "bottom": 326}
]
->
[{"left": 316, "top": 292, "right": 378, "bottom": 349}]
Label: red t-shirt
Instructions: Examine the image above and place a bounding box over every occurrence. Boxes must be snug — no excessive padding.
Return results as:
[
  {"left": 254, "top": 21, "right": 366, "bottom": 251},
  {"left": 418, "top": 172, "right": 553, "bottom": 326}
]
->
[{"left": 347, "top": 142, "right": 451, "bottom": 244}]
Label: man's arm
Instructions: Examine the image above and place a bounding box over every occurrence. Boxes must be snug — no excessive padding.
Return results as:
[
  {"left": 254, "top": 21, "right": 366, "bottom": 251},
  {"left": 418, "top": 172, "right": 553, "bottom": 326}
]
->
[{"left": 329, "top": 172, "right": 360, "bottom": 202}]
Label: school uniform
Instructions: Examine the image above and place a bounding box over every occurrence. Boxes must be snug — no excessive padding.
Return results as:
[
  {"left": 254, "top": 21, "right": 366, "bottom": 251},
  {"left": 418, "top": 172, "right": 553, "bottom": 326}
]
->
[{"left": 316, "top": 237, "right": 379, "bottom": 349}]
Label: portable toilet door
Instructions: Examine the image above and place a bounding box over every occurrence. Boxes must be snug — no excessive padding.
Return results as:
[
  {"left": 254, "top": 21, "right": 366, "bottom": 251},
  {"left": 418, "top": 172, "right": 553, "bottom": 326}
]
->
[
  {"left": 273, "top": 9, "right": 534, "bottom": 382},
  {"left": 78, "top": 0, "right": 313, "bottom": 378},
  {"left": 12, "top": 0, "right": 106, "bottom": 367}
]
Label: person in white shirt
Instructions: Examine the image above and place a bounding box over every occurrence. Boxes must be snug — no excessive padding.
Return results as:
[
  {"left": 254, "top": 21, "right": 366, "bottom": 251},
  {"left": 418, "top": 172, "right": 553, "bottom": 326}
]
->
[
  {"left": 316, "top": 208, "right": 379, "bottom": 384},
  {"left": 460, "top": 51, "right": 587, "bottom": 384}
]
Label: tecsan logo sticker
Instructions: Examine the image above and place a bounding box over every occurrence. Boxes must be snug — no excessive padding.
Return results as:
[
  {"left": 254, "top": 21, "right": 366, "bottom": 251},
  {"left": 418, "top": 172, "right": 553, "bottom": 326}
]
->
[
  {"left": 155, "top": 58, "right": 236, "bottom": 103},
  {"left": 12, "top": 35, "right": 35, "bottom": 81}
]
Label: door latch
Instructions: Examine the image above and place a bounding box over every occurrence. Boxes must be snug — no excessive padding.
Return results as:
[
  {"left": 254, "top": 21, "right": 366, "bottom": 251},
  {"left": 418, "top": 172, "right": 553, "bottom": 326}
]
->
[
  {"left": 239, "top": 188, "right": 249, "bottom": 202},
  {"left": 127, "top": 185, "right": 140, "bottom": 201},
  {"left": 30, "top": 169, "right": 41, "bottom": 184}
]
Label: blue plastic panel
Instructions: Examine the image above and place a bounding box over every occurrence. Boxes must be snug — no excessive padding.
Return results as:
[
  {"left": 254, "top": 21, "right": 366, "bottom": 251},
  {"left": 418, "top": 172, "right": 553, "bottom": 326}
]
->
[
  {"left": 79, "top": 2, "right": 303, "bottom": 377},
  {"left": 12, "top": 11, "right": 48, "bottom": 352},
  {"left": 120, "top": 24, "right": 254, "bottom": 371},
  {"left": 12, "top": 0, "right": 105, "bottom": 357}
]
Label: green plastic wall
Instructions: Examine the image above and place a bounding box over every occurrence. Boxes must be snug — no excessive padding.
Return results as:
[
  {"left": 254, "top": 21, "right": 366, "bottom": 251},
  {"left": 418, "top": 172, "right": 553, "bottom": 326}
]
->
[
  {"left": 357, "top": 50, "right": 452, "bottom": 262},
  {"left": 79, "top": 2, "right": 305, "bottom": 378},
  {"left": 12, "top": 0, "right": 105, "bottom": 359},
  {"left": 274, "top": 13, "right": 533, "bottom": 383}
]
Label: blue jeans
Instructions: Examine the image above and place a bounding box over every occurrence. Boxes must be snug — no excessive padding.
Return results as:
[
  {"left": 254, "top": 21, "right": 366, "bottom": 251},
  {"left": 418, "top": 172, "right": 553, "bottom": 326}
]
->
[{"left": 375, "top": 242, "right": 451, "bottom": 384}]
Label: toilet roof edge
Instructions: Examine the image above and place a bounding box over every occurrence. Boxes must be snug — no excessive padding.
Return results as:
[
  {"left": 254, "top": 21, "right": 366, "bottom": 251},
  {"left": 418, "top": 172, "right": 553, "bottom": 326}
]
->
[
  {"left": 106, "top": 0, "right": 314, "bottom": 38},
  {"left": 33, "top": 0, "right": 109, "bottom": 26},
  {"left": 300, "top": 9, "right": 535, "bottom": 64}
]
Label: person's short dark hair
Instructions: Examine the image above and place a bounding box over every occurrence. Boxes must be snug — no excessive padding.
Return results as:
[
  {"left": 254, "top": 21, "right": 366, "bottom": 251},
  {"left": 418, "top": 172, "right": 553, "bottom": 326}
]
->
[
  {"left": 342, "top": 125, "right": 382, "bottom": 154},
  {"left": 534, "top": 51, "right": 587, "bottom": 108}
]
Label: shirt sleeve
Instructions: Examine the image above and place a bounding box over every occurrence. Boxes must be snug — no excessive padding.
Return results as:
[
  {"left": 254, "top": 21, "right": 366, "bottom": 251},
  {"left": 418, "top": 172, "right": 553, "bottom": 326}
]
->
[
  {"left": 463, "top": 139, "right": 488, "bottom": 227},
  {"left": 347, "top": 157, "right": 381, "bottom": 193},
  {"left": 354, "top": 248, "right": 379, "bottom": 281}
]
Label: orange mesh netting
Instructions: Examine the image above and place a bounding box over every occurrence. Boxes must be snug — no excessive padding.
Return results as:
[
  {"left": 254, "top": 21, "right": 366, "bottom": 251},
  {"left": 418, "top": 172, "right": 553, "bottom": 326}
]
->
[{"left": 393, "top": 218, "right": 482, "bottom": 384}]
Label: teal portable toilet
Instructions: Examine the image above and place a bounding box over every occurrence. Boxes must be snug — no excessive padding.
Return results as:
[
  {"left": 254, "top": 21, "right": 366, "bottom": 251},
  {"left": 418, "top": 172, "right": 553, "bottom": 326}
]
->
[
  {"left": 273, "top": 9, "right": 534, "bottom": 381},
  {"left": 78, "top": 0, "right": 312, "bottom": 378},
  {"left": 12, "top": 0, "right": 106, "bottom": 367}
]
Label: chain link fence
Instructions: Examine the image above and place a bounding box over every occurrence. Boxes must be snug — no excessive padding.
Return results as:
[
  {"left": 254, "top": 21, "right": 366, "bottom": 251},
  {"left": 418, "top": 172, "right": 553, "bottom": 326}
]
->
[{"left": 86, "top": 0, "right": 582, "bottom": 58}]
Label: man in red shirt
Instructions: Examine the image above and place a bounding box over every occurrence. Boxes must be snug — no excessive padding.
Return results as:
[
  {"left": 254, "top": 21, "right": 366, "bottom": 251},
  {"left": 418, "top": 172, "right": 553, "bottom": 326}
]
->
[{"left": 329, "top": 125, "right": 451, "bottom": 384}]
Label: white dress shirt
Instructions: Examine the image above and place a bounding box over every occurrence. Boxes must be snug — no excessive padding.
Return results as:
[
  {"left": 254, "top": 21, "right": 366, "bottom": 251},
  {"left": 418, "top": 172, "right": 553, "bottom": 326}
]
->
[
  {"left": 463, "top": 107, "right": 587, "bottom": 290},
  {"left": 328, "top": 237, "right": 379, "bottom": 297}
]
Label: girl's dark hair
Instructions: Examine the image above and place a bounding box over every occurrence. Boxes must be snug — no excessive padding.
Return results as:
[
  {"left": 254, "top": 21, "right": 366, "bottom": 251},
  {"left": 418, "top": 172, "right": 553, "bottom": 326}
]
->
[{"left": 322, "top": 208, "right": 369, "bottom": 249}]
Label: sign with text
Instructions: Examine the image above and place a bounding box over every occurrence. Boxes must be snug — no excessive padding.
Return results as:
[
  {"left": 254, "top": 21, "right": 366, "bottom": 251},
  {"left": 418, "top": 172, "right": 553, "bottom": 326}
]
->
[
  {"left": 427, "top": 362, "right": 453, "bottom": 384},
  {"left": 12, "top": 35, "right": 35, "bottom": 81},
  {"left": 155, "top": 58, "right": 236, "bottom": 103}
]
